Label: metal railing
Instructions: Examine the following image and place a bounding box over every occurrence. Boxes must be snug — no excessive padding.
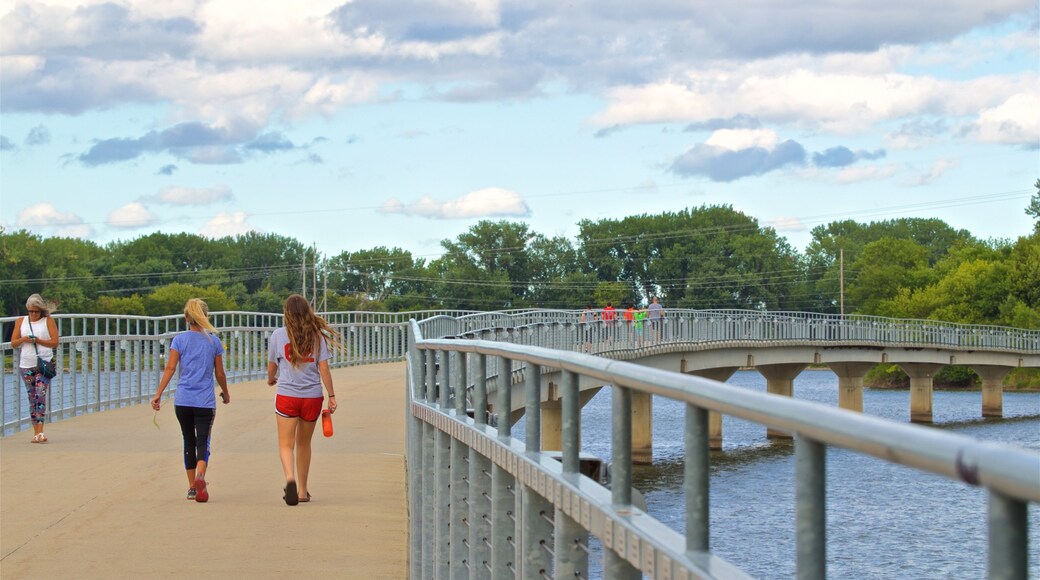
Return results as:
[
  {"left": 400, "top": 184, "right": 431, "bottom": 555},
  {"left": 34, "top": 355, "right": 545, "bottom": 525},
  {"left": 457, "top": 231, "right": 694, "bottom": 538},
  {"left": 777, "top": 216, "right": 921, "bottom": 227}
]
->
[
  {"left": 406, "top": 319, "right": 1040, "bottom": 579},
  {"left": 4, "top": 309, "right": 1038, "bottom": 435}
]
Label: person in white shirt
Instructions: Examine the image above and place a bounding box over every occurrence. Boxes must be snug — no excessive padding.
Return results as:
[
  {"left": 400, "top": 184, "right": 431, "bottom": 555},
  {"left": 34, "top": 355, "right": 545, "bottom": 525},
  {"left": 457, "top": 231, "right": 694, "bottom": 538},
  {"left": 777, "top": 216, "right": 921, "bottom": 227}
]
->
[{"left": 10, "top": 294, "right": 60, "bottom": 443}]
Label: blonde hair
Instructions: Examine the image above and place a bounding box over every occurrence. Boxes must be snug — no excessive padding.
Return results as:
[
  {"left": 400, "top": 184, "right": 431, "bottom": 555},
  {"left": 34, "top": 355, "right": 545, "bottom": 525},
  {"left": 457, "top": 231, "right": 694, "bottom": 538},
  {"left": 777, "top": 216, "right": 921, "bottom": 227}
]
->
[
  {"left": 283, "top": 294, "right": 341, "bottom": 368},
  {"left": 26, "top": 294, "right": 58, "bottom": 316},
  {"left": 184, "top": 298, "right": 217, "bottom": 334}
]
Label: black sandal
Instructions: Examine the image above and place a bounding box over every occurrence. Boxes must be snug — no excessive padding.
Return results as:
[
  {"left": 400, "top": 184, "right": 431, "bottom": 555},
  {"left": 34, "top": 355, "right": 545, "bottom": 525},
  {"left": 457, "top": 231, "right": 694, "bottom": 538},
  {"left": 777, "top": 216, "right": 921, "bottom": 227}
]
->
[{"left": 283, "top": 481, "right": 299, "bottom": 506}]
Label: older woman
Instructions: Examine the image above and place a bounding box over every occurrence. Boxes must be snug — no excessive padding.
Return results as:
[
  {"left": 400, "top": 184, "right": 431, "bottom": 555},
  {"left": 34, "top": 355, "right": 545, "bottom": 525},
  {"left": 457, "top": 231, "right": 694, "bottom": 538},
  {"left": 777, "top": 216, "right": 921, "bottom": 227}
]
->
[{"left": 10, "top": 294, "right": 60, "bottom": 443}]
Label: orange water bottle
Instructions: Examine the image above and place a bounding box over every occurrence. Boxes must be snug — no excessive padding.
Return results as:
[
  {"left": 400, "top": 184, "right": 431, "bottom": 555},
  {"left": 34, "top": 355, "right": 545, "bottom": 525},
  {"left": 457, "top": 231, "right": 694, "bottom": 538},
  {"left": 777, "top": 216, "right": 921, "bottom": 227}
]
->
[{"left": 321, "top": 409, "right": 333, "bottom": 437}]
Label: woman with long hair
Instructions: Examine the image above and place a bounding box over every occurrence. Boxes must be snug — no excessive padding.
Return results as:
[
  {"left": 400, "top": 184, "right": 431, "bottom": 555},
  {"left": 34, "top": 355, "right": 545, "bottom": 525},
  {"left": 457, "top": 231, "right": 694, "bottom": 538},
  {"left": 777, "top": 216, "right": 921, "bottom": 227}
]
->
[
  {"left": 267, "top": 294, "right": 340, "bottom": 506},
  {"left": 151, "top": 298, "right": 230, "bottom": 502},
  {"left": 10, "top": 294, "right": 60, "bottom": 443}
]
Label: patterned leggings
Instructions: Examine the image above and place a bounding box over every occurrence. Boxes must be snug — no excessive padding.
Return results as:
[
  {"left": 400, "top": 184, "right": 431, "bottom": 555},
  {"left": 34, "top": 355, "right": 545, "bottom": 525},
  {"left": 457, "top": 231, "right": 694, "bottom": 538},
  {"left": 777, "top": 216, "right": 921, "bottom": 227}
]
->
[{"left": 20, "top": 367, "right": 51, "bottom": 424}]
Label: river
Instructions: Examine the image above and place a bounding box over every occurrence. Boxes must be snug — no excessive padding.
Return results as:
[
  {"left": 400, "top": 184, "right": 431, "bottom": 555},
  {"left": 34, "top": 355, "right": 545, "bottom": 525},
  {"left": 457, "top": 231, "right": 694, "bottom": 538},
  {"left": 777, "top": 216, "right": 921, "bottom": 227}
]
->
[{"left": 569, "top": 370, "right": 1040, "bottom": 579}]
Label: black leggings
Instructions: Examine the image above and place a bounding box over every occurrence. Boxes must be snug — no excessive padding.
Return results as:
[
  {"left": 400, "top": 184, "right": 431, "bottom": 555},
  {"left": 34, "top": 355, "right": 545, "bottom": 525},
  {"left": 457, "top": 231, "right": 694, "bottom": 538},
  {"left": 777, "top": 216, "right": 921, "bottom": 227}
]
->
[{"left": 175, "top": 406, "right": 215, "bottom": 470}]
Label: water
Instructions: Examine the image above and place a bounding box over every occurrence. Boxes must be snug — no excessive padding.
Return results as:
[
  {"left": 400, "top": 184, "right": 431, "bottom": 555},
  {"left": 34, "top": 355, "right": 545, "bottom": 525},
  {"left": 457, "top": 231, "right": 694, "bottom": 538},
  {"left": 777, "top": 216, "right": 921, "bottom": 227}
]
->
[{"left": 524, "top": 370, "right": 1040, "bottom": 578}]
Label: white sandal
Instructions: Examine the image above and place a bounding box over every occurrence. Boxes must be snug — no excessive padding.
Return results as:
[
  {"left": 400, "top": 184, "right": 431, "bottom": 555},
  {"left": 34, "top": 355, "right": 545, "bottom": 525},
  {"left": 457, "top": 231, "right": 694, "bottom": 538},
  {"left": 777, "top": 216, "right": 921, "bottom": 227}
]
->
[
  {"left": 38, "top": 433, "right": 48, "bottom": 443},
  {"left": 30, "top": 434, "right": 41, "bottom": 443}
]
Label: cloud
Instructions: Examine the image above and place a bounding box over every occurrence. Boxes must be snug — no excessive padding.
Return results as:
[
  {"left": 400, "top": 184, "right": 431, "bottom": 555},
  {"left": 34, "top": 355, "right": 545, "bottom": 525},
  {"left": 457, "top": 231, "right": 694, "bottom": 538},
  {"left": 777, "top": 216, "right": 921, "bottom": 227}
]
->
[
  {"left": 812, "top": 146, "right": 886, "bottom": 168},
  {"left": 25, "top": 125, "right": 51, "bottom": 146},
  {"left": 0, "top": 136, "right": 14, "bottom": 151},
  {"left": 107, "top": 202, "right": 158, "bottom": 229},
  {"left": 769, "top": 216, "right": 807, "bottom": 232},
  {"left": 906, "top": 158, "right": 958, "bottom": 186},
  {"left": 888, "top": 118, "right": 949, "bottom": 149},
  {"left": 199, "top": 211, "right": 254, "bottom": 238},
  {"left": 684, "top": 114, "right": 762, "bottom": 132},
  {"left": 157, "top": 164, "right": 178, "bottom": 175},
  {"left": 77, "top": 122, "right": 301, "bottom": 166},
  {"left": 148, "top": 185, "right": 233, "bottom": 206},
  {"left": 330, "top": 0, "right": 500, "bottom": 42},
  {"left": 669, "top": 129, "right": 807, "bottom": 182},
  {"left": 15, "top": 203, "right": 94, "bottom": 238},
  {"left": 965, "top": 92, "right": 1040, "bottom": 148},
  {"left": 379, "top": 187, "right": 530, "bottom": 219}
]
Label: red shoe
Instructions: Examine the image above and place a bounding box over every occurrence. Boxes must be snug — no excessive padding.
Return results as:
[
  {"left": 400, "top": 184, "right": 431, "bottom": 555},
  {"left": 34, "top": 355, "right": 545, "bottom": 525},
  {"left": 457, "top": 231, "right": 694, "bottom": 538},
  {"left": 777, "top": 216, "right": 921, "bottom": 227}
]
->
[{"left": 195, "top": 478, "right": 209, "bottom": 503}]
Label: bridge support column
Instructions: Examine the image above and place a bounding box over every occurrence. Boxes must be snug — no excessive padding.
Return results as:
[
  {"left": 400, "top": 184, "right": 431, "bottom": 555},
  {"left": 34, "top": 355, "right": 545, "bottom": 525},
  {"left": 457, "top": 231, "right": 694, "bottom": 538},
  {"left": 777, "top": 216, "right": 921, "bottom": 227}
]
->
[
  {"left": 973, "top": 365, "right": 1011, "bottom": 418},
  {"left": 758, "top": 363, "right": 808, "bottom": 439},
  {"left": 541, "top": 397, "right": 562, "bottom": 452},
  {"left": 632, "top": 392, "right": 653, "bottom": 464},
  {"left": 688, "top": 367, "right": 739, "bottom": 450},
  {"left": 826, "top": 362, "right": 874, "bottom": 413},
  {"left": 899, "top": 363, "right": 944, "bottom": 423}
]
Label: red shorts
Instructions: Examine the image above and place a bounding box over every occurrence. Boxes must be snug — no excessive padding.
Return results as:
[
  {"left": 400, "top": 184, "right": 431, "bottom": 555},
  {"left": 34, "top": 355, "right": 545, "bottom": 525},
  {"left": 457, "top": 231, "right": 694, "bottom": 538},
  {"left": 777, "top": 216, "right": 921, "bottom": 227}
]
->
[{"left": 275, "top": 394, "right": 323, "bottom": 422}]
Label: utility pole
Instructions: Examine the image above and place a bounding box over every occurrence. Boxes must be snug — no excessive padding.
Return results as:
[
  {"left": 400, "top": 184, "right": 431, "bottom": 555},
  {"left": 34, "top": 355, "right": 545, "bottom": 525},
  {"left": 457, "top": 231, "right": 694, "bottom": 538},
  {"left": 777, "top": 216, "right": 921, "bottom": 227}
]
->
[
  {"left": 301, "top": 249, "right": 307, "bottom": 298},
  {"left": 839, "top": 247, "right": 844, "bottom": 317},
  {"left": 312, "top": 243, "right": 318, "bottom": 307}
]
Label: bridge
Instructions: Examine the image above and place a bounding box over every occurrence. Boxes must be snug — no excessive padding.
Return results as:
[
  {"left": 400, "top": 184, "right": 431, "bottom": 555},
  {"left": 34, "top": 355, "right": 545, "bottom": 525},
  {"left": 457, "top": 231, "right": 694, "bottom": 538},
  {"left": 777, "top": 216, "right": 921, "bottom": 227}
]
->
[{"left": 2, "top": 309, "right": 1039, "bottom": 578}]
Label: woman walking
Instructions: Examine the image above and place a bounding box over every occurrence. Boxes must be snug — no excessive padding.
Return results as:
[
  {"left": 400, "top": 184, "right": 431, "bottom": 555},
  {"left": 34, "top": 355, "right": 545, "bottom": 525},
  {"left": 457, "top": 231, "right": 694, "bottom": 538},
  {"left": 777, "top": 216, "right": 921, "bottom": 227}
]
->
[
  {"left": 267, "top": 294, "right": 339, "bottom": 506},
  {"left": 151, "top": 299, "right": 230, "bottom": 502},
  {"left": 11, "top": 294, "right": 60, "bottom": 443}
]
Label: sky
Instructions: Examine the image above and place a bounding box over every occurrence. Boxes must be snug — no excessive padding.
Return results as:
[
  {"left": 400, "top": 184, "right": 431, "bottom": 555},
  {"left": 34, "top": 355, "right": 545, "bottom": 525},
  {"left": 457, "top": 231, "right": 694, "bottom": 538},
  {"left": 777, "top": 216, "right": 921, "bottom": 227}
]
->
[{"left": 1, "top": 0, "right": 1038, "bottom": 264}]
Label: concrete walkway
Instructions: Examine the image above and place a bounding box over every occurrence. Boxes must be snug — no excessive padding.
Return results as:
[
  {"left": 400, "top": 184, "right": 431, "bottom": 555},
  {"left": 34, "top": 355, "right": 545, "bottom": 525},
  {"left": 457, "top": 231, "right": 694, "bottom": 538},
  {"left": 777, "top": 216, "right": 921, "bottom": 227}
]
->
[{"left": 1, "top": 362, "right": 408, "bottom": 579}]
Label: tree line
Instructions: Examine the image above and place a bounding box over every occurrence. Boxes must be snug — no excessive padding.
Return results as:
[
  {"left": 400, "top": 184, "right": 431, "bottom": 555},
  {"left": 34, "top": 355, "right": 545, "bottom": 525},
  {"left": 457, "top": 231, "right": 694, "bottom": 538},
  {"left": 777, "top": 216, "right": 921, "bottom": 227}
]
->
[{"left": 3, "top": 200, "right": 1038, "bottom": 330}]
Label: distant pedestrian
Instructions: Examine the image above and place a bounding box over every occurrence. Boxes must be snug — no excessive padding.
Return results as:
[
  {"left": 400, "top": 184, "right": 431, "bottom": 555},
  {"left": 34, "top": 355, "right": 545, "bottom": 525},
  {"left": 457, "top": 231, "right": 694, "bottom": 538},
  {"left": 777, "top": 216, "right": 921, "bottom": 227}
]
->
[
  {"left": 151, "top": 298, "right": 230, "bottom": 502},
  {"left": 579, "top": 302, "right": 597, "bottom": 351},
  {"left": 11, "top": 294, "right": 60, "bottom": 443},
  {"left": 647, "top": 296, "right": 664, "bottom": 341},
  {"left": 267, "top": 294, "right": 341, "bottom": 506},
  {"left": 602, "top": 302, "right": 617, "bottom": 342}
]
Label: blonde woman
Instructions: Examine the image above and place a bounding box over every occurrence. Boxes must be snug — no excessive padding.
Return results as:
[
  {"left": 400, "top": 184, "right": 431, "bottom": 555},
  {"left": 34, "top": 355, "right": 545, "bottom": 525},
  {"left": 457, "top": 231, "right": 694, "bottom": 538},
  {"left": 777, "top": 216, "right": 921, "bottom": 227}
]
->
[
  {"left": 151, "top": 299, "right": 230, "bottom": 503},
  {"left": 10, "top": 294, "right": 60, "bottom": 443},
  {"left": 267, "top": 294, "right": 340, "bottom": 506}
]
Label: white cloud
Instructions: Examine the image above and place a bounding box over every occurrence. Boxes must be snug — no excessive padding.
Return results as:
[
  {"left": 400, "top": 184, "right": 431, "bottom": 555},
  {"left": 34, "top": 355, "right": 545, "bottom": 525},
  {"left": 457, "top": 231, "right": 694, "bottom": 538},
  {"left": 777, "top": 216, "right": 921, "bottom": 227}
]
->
[
  {"left": 199, "top": 211, "right": 254, "bottom": 238},
  {"left": 769, "top": 216, "right": 807, "bottom": 232},
  {"left": 15, "top": 203, "right": 94, "bottom": 238},
  {"left": 967, "top": 92, "right": 1040, "bottom": 147},
  {"left": 833, "top": 164, "right": 900, "bottom": 184},
  {"left": 379, "top": 187, "right": 530, "bottom": 219},
  {"left": 705, "top": 129, "right": 778, "bottom": 151},
  {"left": 152, "top": 186, "right": 233, "bottom": 206},
  {"left": 107, "top": 202, "right": 158, "bottom": 229},
  {"left": 905, "top": 158, "right": 958, "bottom": 186}
]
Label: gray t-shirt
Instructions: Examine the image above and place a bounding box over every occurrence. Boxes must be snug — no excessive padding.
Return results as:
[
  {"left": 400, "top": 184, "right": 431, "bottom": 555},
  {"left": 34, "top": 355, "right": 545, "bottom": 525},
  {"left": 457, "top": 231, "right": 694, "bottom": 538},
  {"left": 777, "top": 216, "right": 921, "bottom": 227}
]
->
[
  {"left": 267, "top": 327, "right": 331, "bottom": 398},
  {"left": 648, "top": 302, "right": 664, "bottom": 320}
]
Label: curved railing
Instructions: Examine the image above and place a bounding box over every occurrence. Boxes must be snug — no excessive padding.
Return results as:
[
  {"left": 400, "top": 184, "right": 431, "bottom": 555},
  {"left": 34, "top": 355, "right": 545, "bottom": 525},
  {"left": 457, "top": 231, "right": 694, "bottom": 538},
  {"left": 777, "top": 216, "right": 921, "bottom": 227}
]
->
[
  {"left": 3, "top": 309, "right": 1037, "bottom": 435},
  {"left": 406, "top": 320, "right": 1040, "bottom": 579}
]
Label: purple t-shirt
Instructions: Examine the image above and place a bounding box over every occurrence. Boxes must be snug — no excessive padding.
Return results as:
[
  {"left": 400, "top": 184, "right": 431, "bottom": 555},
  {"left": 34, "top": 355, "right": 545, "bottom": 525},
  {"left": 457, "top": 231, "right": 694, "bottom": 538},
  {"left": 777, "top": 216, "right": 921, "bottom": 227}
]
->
[
  {"left": 267, "top": 327, "right": 331, "bottom": 398},
  {"left": 170, "top": 331, "right": 224, "bottom": 408}
]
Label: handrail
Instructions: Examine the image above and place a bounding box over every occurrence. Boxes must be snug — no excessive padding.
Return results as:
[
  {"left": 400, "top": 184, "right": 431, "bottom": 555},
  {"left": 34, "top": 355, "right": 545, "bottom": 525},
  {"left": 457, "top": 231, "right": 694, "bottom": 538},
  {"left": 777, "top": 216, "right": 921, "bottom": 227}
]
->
[{"left": 407, "top": 320, "right": 1040, "bottom": 578}]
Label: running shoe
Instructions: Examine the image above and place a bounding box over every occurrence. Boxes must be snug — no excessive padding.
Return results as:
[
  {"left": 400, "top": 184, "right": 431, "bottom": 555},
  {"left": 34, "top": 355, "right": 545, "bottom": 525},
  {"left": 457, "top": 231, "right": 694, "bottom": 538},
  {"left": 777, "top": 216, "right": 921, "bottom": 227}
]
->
[
  {"left": 186, "top": 488, "right": 197, "bottom": 500},
  {"left": 194, "top": 478, "right": 209, "bottom": 503}
]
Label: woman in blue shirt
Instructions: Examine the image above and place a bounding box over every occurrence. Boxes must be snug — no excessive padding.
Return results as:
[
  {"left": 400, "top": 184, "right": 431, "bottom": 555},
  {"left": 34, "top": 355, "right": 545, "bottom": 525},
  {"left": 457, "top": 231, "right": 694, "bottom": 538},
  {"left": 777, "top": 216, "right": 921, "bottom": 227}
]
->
[{"left": 151, "top": 298, "right": 230, "bottom": 502}]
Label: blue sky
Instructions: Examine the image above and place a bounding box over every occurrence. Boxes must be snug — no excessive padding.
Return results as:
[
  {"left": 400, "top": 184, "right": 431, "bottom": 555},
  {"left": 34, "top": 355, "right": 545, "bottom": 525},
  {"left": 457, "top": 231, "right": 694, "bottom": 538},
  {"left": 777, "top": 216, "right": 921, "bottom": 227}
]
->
[{"left": 1, "top": 0, "right": 1037, "bottom": 262}]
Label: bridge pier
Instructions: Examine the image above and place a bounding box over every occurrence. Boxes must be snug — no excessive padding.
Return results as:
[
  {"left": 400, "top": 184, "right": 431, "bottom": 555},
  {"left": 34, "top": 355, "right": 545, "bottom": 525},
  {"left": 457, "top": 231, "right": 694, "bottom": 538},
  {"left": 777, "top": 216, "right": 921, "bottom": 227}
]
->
[
  {"left": 539, "top": 385, "right": 601, "bottom": 453},
  {"left": 687, "top": 367, "right": 739, "bottom": 450},
  {"left": 827, "top": 362, "right": 874, "bottom": 413},
  {"left": 758, "top": 363, "right": 808, "bottom": 439},
  {"left": 632, "top": 392, "right": 653, "bottom": 464},
  {"left": 899, "top": 363, "right": 944, "bottom": 423},
  {"left": 973, "top": 365, "right": 1011, "bottom": 417}
]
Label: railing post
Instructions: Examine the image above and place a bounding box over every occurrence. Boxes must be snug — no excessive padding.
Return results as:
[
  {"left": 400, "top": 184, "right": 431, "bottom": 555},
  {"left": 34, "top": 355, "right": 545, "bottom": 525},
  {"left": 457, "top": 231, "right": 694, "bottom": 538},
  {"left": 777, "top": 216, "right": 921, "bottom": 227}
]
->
[
  {"left": 988, "top": 491, "right": 1027, "bottom": 580},
  {"left": 492, "top": 356, "right": 516, "bottom": 579},
  {"left": 606, "top": 384, "right": 640, "bottom": 579},
  {"left": 469, "top": 353, "right": 492, "bottom": 578},
  {"left": 449, "top": 353, "right": 471, "bottom": 580},
  {"left": 434, "top": 350, "right": 452, "bottom": 579},
  {"left": 796, "top": 436, "right": 826, "bottom": 580},
  {"left": 685, "top": 403, "right": 709, "bottom": 553},
  {"left": 554, "top": 370, "right": 588, "bottom": 577}
]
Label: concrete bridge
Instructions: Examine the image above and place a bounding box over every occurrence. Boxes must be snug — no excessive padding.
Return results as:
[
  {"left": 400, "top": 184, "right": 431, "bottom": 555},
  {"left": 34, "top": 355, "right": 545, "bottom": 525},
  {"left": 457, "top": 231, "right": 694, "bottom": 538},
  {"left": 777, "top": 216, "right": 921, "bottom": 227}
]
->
[
  {"left": 3, "top": 309, "right": 1038, "bottom": 578},
  {"left": 0, "top": 363, "right": 409, "bottom": 579}
]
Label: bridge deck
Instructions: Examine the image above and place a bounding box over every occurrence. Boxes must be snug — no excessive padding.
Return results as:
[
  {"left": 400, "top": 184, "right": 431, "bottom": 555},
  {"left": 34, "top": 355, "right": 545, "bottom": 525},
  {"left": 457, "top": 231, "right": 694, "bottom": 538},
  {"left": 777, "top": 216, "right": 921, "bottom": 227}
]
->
[{"left": 1, "top": 362, "right": 408, "bottom": 579}]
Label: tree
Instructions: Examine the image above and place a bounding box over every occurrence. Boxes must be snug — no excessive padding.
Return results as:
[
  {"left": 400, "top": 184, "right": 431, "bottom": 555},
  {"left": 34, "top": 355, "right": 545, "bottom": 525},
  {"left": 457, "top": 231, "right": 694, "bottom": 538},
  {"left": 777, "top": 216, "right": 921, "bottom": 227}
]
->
[
  {"left": 327, "top": 246, "right": 427, "bottom": 302},
  {"left": 848, "top": 238, "right": 932, "bottom": 314},
  {"left": 578, "top": 205, "right": 802, "bottom": 310},
  {"left": 143, "top": 284, "right": 238, "bottom": 316}
]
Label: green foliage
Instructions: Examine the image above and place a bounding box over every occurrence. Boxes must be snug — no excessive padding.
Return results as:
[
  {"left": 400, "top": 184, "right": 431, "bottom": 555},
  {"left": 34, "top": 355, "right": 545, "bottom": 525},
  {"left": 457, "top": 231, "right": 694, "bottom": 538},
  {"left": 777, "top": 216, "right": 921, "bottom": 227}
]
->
[
  {"left": 142, "top": 284, "right": 238, "bottom": 316},
  {"left": 864, "top": 364, "right": 908, "bottom": 388},
  {"left": 96, "top": 295, "right": 147, "bottom": 315}
]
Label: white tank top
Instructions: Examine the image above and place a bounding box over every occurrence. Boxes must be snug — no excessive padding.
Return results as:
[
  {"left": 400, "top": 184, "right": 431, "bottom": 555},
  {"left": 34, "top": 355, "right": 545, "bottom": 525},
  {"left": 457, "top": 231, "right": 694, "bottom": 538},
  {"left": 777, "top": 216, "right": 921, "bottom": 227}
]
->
[{"left": 19, "top": 316, "right": 54, "bottom": 368}]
